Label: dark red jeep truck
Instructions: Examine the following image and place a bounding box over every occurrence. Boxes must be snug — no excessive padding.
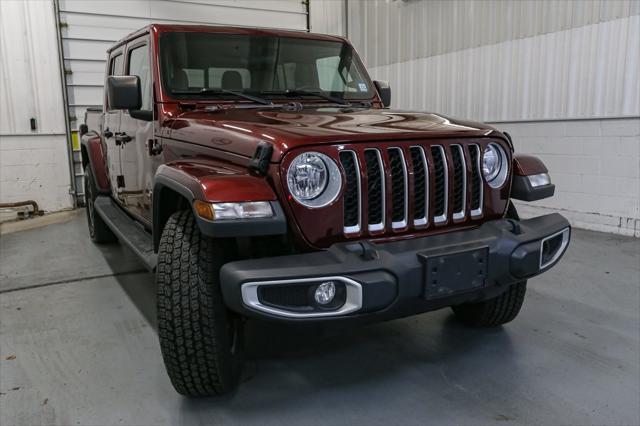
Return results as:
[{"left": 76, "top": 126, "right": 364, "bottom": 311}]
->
[{"left": 81, "top": 24, "right": 570, "bottom": 396}]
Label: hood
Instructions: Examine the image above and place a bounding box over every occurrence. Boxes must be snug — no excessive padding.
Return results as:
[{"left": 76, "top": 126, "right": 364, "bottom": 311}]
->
[{"left": 165, "top": 106, "right": 502, "bottom": 161}]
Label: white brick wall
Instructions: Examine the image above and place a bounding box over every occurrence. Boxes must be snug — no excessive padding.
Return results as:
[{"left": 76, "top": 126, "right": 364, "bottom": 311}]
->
[
  {"left": 493, "top": 118, "right": 640, "bottom": 237},
  {"left": 0, "top": 135, "right": 74, "bottom": 218}
]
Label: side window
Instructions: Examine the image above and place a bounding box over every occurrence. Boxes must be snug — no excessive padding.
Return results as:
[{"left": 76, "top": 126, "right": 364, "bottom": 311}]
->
[
  {"left": 127, "top": 43, "right": 151, "bottom": 110},
  {"left": 106, "top": 53, "right": 123, "bottom": 110},
  {"left": 110, "top": 54, "right": 123, "bottom": 76}
]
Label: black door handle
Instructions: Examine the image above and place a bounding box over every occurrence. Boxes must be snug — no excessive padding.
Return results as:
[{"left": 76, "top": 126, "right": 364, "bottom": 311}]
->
[
  {"left": 104, "top": 129, "right": 113, "bottom": 139},
  {"left": 114, "top": 133, "right": 132, "bottom": 145}
]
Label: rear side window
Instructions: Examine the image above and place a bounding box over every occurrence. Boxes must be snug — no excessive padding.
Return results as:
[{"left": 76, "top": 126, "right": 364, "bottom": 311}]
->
[{"left": 127, "top": 43, "right": 151, "bottom": 110}]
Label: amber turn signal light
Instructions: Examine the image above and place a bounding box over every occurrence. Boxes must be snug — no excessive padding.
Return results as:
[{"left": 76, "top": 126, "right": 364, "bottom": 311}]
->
[{"left": 193, "top": 200, "right": 214, "bottom": 220}]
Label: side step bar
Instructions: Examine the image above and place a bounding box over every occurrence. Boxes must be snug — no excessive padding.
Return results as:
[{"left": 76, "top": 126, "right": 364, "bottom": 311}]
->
[{"left": 93, "top": 196, "right": 157, "bottom": 271}]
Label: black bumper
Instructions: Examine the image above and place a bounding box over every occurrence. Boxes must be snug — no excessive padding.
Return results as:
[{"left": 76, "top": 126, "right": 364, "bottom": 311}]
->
[{"left": 220, "top": 213, "right": 571, "bottom": 323}]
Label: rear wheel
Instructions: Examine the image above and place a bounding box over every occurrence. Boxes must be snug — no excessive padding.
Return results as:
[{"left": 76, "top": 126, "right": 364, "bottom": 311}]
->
[
  {"left": 84, "top": 168, "right": 117, "bottom": 243},
  {"left": 157, "top": 210, "right": 243, "bottom": 397}
]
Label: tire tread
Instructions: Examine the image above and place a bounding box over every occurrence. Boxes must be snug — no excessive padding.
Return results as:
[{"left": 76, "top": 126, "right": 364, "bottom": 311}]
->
[
  {"left": 452, "top": 282, "right": 527, "bottom": 327},
  {"left": 157, "top": 210, "right": 239, "bottom": 397}
]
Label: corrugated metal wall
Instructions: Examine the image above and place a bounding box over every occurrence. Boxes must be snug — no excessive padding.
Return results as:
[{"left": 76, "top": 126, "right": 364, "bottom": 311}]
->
[
  {"left": 346, "top": 0, "right": 640, "bottom": 122},
  {"left": 56, "top": 0, "right": 309, "bottom": 198},
  {"left": 309, "top": 0, "right": 346, "bottom": 36}
]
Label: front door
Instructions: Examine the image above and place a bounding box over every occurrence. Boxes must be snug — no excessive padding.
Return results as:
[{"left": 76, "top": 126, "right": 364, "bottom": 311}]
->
[
  {"left": 118, "top": 37, "right": 155, "bottom": 223},
  {"left": 104, "top": 49, "right": 124, "bottom": 201}
]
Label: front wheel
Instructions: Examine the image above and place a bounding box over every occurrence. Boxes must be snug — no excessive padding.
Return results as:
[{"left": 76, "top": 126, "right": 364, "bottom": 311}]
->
[
  {"left": 156, "top": 210, "right": 242, "bottom": 397},
  {"left": 451, "top": 281, "right": 527, "bottom": 327}
]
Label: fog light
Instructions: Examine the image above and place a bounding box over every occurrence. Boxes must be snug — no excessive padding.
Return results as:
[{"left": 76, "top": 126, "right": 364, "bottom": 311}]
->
[{"left": 314, "top": 281, "right": 336, "bottom": 305}]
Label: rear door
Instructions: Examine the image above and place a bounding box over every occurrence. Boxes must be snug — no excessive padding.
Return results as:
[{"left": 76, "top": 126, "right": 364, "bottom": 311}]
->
[
  {"left": 118, "top": 36, "right": 155, "bottom": 223},
  {"left": 104, "top": 49, "right": 124, "bottom": 200}
]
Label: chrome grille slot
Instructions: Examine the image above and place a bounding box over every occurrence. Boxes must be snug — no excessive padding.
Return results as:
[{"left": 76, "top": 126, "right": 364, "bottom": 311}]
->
[
  {"left": 410, "top": 146, "right": 428, "bottom": 226},
  {"left": 431, "top": 145, "right": 448, "bottom": 223},
  {"left": 451, "top": 144, "right": 466, "bottom": 220},
  {"left": 364, "top": 149, "right": 385, "bottom": 231},
  {"left": 388, "top": 148, "right": 408, "bottom": 229},
  {"left": 339, "top": 150, "right": 361, "bottom": 233},
  {"left": 469, "top": 144, "right": 483, "bottom": 216}
]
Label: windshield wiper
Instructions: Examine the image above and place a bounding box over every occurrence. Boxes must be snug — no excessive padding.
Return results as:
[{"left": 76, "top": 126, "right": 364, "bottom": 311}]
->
[
  {"left": 261, "top": 89, "right": 350, "bottom": 105},
  {"left": 172, "top": 88, "right": 272, "bottom": 105}
]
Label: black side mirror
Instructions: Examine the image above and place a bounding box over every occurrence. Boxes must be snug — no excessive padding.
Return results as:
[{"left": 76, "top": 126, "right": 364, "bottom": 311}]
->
[
  {"left": 107, "top": 75, "right": 141, "bottom": 110},
  {"left": 374, "top": 80, "right": 391, "bottom": 107}
]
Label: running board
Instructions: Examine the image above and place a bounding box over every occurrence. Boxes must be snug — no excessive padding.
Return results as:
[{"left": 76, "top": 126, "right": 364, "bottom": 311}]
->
[{"left": 93, "top": 196, "right": 157, "bottom": 271}]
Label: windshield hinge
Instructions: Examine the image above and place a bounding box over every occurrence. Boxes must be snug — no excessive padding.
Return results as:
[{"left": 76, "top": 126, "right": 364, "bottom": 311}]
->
[{"left": 249, "top": 142, "right": 273, "bottom": 176}]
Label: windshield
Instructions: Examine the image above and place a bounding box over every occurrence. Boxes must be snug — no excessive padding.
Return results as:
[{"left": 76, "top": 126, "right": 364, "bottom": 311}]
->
[{"left": 159, "top": 32, "right": 375, "bottom": 102}]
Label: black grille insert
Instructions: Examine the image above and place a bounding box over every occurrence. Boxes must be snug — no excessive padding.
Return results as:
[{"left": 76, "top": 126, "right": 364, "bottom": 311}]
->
[
  {"left": 469, "top": 145, "right": 482, "bottom": 211},
  {"left": 259, "top": 285, "right": 309, "bottom": 308},
  {"left": 388, "top": 148, "right": 406, "bottom": 224},
  {"left": 365, "top": 149, "right": 384, "bottom": 227},
  {"left": 431, "top": 146, "right": 446, "bottom": 218},
  {"left": 410, "top": 147, "right": 427, "bottom": 221},
  {"left": 339, "top": 151, "right": 360, "bottom": 230},
  {"left": 451, "top": 145, "right": 465, "bottom": 214}
]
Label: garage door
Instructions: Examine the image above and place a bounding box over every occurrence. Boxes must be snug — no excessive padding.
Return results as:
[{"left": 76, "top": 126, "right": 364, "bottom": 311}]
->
[{"left": 55, "top": 0, "right": 309, "bottom": 200}]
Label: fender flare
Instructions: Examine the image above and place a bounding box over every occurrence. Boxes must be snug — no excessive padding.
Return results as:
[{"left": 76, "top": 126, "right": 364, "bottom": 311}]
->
[
  {"left": 152, "top": 164, "right": 287, "bottom": 250},
  {"left": 80, "top": 132, "right": 110, "bottom": 193}
]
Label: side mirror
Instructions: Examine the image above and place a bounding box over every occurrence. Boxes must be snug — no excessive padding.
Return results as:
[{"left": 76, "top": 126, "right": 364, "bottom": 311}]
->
[
  {"left": 374, "top": 80, "right": 391, "bottom": 107},
  {"left": 107, "top": 75, "right": 141, "bottom": 110}
]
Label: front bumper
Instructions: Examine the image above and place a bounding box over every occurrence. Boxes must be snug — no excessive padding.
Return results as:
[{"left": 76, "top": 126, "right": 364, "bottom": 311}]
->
[{"left": 220, "top": 213, "right": 570, "bottom": 323}]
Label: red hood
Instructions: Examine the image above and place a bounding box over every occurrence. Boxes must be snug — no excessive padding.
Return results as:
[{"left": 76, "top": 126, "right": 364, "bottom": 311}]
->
[{"left": 164, "top": 106, "right": 502, "bottom": 161}]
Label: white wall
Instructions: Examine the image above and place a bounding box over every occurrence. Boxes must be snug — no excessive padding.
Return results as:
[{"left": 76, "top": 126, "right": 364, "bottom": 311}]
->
[
  {"left": 316, "top": 0, "right": 640, "bottom": 236},
  {"left": 0, "top": 0, "right": 73, "bottom": 217}
]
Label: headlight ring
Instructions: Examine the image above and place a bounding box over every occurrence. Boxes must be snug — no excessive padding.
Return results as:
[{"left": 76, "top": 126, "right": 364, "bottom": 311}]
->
[
  {"left": 482, "top": 143, "right": 509, "bottom": 188},
  {"left": 287, "top": 152, "right": 342, "bottom": 208}
]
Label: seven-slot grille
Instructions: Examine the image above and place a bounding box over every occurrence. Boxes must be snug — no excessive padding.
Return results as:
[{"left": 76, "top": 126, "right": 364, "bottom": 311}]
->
[{"left": 338, "top": 143, "right": 484, "bottom": 235}]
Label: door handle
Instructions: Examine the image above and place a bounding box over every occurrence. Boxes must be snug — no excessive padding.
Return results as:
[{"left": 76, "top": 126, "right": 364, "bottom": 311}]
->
[
  {"left": 104, "top": 129, "right": 113, "bottom": 139},
  {"left": 114, "top": 133, "right": 132, "bottom": 145}
]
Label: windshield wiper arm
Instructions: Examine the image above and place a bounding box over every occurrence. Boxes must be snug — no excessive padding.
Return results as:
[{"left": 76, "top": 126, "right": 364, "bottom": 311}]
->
[
  {"left": 261, "top": 89, "right": 350, "bottom": 105},
  {"left": 172, "top": 88, "right": 272, "bottom": 105}
]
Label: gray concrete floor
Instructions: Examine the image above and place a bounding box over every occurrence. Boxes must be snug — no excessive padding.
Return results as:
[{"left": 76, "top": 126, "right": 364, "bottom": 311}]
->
[{"left": 1, "top": 210, "right": 638, "bottom": 426}]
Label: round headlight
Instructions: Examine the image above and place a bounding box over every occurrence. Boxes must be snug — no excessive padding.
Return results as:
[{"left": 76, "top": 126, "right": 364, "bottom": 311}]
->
[
  {"left": 287, "top": 152, "right": 342, "bottom": 208},
  {"left": 482, "top": 143, "right": 509, "bottom": 188}
]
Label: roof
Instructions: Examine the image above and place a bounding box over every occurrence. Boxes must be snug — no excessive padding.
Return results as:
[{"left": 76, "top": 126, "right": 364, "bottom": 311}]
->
[{"left": 107, "top": 23, "right": 347, "bottom": 53}]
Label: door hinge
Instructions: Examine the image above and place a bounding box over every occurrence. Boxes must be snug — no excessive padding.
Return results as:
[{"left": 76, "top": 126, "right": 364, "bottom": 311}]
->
[{"left": 148, "top": 138, "right": 163, "bottom": 156}]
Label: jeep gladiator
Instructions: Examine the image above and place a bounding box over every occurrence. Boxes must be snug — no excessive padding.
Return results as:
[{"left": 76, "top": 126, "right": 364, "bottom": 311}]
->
[{"left": 81, "top": 24, "right": 571, "bottom": 396}]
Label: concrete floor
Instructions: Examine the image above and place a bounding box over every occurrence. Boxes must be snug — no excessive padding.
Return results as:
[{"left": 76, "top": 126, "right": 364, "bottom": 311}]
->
[{"left": 1, "top": 211, "right": 638, "bottom": 426}]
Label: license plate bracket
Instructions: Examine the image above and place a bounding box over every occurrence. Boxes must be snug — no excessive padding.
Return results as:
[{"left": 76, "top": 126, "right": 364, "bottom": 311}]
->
[{"left": 420, "top": 247, "right": 488, "bottom": 299}]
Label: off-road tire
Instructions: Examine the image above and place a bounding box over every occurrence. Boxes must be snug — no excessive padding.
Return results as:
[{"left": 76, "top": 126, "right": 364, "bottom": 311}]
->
[
  {"left": 451, "top": 201, "right": 527, "bottom": 327},
  {"left": 157, "top": 210, "right": 242, "bottom": 397},
  {"left": 84, "top": 168, "right": 117, "bottom": 243},
  {"left": 451, "top": 281, "right": 527, "bottom": 327}
]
